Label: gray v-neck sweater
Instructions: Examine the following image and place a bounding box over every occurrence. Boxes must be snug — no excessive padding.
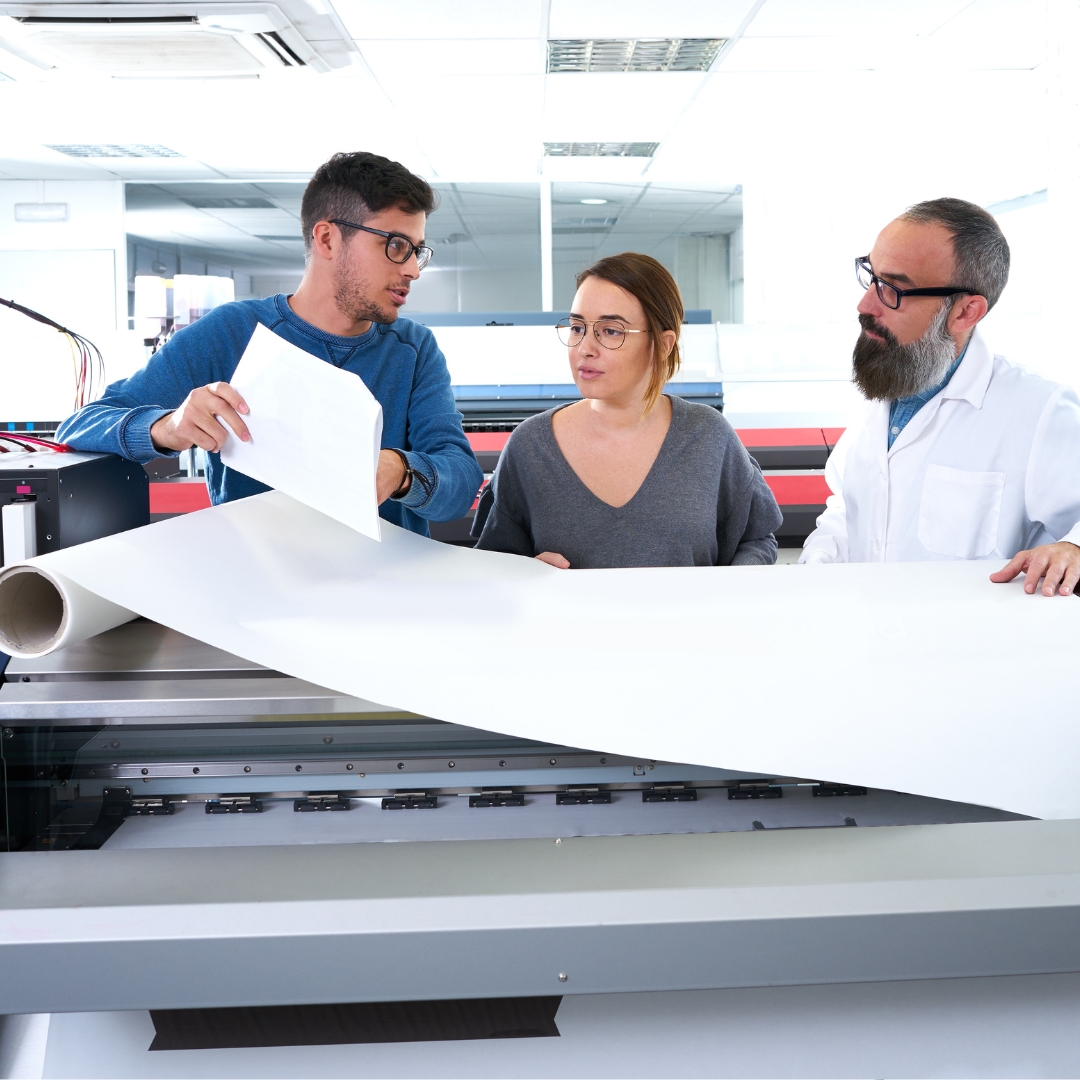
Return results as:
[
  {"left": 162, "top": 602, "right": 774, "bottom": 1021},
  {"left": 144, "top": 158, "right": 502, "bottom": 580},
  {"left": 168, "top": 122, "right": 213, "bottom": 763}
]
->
[{"left": 472, "top": 395, "right": 782, "bottom": 568}]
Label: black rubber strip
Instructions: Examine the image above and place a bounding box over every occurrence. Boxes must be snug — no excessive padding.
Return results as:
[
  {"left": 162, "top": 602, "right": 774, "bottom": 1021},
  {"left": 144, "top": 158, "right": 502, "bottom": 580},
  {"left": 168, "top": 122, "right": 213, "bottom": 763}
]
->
[{"left": 149, "top": 997, "right": 562, "bottom": 1050}]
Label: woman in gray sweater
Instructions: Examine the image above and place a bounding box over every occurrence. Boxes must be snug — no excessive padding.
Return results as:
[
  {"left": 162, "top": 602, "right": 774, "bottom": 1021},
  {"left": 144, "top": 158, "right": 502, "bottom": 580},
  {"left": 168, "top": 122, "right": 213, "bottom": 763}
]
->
[{"left": 473, "top": 253, "right": 781, "bottom": 569}]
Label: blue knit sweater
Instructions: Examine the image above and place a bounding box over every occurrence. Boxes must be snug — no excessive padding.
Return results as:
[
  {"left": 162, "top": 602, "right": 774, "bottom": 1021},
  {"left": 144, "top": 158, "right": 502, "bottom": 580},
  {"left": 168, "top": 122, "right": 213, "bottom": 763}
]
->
[{"left": 56, "top": 295, "right": 483, "bottom": 535}]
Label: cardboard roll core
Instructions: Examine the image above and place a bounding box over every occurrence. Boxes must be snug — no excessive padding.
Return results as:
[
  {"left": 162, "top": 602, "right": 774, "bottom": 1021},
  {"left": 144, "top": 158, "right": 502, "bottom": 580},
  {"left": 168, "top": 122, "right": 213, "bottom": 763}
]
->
[{"left": 0, "top": 565, "right": 65, "bottom": 654}]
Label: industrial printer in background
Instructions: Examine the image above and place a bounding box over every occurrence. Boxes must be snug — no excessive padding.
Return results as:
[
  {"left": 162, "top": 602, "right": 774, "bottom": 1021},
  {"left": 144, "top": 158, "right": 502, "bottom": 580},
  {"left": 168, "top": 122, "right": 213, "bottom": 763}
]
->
[{"left": 140, "top": 307, "right": 839, "bottom": 545}]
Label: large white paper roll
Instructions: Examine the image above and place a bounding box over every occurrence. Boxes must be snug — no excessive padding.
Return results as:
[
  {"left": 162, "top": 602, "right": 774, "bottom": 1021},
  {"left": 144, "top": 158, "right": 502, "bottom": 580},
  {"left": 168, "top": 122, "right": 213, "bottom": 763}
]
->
[
  {"left": 0, "top": 562, "right": 135, "bottom": 659},
  {"left": 1, "top": 491, "right": 1077, "bottom": 821}
]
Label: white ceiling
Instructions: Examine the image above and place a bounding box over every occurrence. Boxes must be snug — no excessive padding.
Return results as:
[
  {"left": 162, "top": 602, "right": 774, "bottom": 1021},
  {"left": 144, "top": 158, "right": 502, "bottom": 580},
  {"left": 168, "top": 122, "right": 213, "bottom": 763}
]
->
[{"left": 0, "top": 0, "right": 1051, "bottom": 274}]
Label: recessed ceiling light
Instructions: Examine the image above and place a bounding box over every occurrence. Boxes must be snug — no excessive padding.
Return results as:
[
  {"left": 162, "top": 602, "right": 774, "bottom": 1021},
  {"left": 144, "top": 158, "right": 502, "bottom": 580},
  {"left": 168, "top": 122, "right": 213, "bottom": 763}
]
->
[
  {"left": 544, "top": 142, "right": 659, "bottom": 158},
  {"left": 188, "top": 198, "right": 276, "bottom": 209},
  {"left": 580, "top": 198, "right": 607, "bottom": 205},
  {"left": 47, "top": 143, "right": 182, "bottom": 159},
  {"left": 548, "top": 39, "right": 725, "bottom": 74}
]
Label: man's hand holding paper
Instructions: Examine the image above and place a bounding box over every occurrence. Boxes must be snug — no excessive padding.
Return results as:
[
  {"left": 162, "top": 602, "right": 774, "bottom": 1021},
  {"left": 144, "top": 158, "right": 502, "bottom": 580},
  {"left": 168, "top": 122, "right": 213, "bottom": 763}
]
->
[{"left": 150, "top": 382, "right": 251, "bottom": 454}]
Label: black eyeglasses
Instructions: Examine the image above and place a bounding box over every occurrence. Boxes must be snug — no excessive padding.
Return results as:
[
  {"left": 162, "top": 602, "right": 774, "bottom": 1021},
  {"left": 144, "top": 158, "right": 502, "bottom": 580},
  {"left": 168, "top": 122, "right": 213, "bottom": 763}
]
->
[
  {"left": 556, "top": 318, "right": 649, "bottom": 350},
  {"left": 329, "top": 219, "right": 434, "bottom": 270},
  {"left": 855, "top": 256, "right": 979, "bottom": 310}
]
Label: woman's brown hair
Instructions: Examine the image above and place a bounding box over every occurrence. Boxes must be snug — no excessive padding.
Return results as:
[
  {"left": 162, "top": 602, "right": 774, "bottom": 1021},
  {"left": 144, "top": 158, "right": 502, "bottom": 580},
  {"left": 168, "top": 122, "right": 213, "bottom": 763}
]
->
[{"left": 575, "top": 252, "right": 683, "bottom": 412}]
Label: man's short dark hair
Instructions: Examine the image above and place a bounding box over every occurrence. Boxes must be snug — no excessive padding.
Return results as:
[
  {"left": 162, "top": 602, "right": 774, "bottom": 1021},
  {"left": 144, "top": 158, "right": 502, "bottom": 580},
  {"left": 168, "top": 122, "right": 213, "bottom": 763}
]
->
[
  {"left": 901, "top": 197, "right": 1010, "bottom": 310},
  {"left": 300, "top": 151, "right": 438, "bottom": 255}
]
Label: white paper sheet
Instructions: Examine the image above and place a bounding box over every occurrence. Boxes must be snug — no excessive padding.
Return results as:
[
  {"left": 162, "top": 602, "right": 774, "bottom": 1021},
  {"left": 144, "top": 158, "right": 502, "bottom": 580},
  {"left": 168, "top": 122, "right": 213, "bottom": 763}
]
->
[
  {"left": 219, "top": 322, "right": 383, "bottom": 540},
  {"left": 3, "top": 490, "right": 1078, "bottom": 822}
]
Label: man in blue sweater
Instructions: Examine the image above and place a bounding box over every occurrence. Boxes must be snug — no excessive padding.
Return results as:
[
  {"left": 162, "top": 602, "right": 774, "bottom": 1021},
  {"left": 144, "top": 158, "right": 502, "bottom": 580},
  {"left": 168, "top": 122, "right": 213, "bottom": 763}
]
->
[{"left": 57, "top": 151, "right": 483, "bottom": 536}]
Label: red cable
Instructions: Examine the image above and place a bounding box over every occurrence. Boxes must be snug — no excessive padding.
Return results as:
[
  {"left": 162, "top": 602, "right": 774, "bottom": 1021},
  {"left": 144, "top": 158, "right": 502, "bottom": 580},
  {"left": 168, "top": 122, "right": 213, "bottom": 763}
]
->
[{"left": 0, "top": 434, "right": 71, "bottom": 452}]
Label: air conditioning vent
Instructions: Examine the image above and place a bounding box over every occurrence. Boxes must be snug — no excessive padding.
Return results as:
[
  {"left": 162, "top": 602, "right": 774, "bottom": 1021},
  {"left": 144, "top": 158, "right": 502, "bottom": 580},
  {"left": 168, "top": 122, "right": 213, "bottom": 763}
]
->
[
  {"left": 255, "top": 29, "right": 302, "bottom": 66},
  {"left": 18, "top": 14, "right": 196, "bottom": 23},
  {"left": 0, "top": 4, "right": 346, "bottom": 75},
  {"left": 544, "top": 142, "right": 659, "bottom": 158},
  {"left": 547, "top": 38, "right": 725, "bottom": 74},
  {"left": 47, "top": 143, "right": 182, "bottom": 158}
]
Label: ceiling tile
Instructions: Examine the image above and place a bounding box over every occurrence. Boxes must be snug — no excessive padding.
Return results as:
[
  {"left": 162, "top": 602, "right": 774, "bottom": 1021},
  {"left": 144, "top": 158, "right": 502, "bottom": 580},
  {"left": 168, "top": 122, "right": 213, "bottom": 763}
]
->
[
  {"left": 720, "top": 35, "right": 910, "bottom": 71},
  {"left": 543, "top": 72, "right": 701, "bottom": 141},
  {"left": 548, "top": 0, "right": 757, "bottom": 40},
  {"left": 380, "top": 73, "right": 543, "bottom": 130},
  {"left": 334, "top": 0, "right": 542, "bottom": 40},
  {"left": 746, "top": 0, "right": 973, "bottom": 37},
  {"left": 359, "top": 37, "right": 543, "bottom": 78}
]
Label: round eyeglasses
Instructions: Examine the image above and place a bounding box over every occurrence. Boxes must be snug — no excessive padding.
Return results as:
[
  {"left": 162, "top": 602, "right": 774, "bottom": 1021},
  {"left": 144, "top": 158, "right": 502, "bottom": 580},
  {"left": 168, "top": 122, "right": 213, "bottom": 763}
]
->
[
  {"left": 556, "top": 318, "right": 650, "bottom": 350},
  {"left": 329, "top": 219, "right": 434, "bottom": 270},
  {"left": 855, "top": 256, "right": 978, "bottom": 311}
]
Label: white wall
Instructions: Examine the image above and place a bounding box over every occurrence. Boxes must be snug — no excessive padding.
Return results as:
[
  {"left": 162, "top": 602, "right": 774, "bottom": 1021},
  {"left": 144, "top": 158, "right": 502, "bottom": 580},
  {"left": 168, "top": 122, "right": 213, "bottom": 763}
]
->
[
  {"left": 0, "top": 180, "right": 131, "bottom": 421},
  {"left": 406, "top": 266, "right": 543, "bottom": 313},
  {"left": 431, "top": 322, "right": 720, "bottom": 387}
]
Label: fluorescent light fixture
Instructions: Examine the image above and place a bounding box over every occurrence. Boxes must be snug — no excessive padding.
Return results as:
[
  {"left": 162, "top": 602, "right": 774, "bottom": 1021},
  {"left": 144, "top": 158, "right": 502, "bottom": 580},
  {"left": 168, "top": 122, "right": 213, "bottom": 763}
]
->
[
  {"left": 580, "top": 198, "right": 607, "bottom": 204},
  {"left": 14, "top": 202, "right": 68, "bottom": 222},
  {"left": 544, "top": 142, "right": 659, "bottom": 158},
  {"left": 186, "top": 197, "right": 276, "bottom": 208},
  {"left": 554, "top": 216, "right": 619, "bottom": 233},
  {"left": 547, "top": 38, "right": 724, "bottom": 74},
  {"left": 47, "top": 143, "right": 182, "bottom": 158}
]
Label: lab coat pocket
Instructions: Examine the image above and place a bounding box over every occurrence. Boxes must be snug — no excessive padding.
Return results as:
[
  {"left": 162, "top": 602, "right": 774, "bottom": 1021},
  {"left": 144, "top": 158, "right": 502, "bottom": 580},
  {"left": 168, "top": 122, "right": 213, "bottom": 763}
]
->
[{"left": 918, "top": 464, "right": 1005, "bottom": 558}]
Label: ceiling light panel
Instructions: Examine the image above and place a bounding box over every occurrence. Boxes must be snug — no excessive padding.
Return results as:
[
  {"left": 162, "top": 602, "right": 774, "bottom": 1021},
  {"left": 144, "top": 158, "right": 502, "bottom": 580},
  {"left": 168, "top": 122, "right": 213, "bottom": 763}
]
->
[
  {"left": 47, "top": 143, "right": 182, "bottom": 158},
  {"left": 548, "top": 0, "right": 754, "bottom": 39},
  {"left": 548, "top": 38, "right": 724, "bottom": 73},
  {"left": 183, "top": 196, "right": 276, "bottom": 208},
  {"left": 544, "top": 142, "right": 658, "bottom": 157}
]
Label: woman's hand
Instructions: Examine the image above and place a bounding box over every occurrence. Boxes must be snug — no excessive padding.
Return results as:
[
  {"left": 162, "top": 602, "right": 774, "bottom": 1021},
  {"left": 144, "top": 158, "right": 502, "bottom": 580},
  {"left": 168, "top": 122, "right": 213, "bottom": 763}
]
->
[{"left": 535, "top": 552, "right": 570, "bottom": 569}]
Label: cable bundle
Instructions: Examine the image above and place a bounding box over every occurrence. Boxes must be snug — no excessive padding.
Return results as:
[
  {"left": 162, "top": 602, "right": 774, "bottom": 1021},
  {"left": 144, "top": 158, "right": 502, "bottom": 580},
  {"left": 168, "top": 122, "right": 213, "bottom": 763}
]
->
[
  {"left": 1, "top": 294, "right": 105, "bottom": 411},
  {"left": 0, "top": 432, "right": 70, "bottom": 454}
]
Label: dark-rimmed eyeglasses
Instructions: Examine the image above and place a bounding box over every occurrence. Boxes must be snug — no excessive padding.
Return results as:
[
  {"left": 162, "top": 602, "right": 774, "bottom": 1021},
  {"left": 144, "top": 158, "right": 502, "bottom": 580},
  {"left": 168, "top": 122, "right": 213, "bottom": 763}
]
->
[
  {"left": 556, "top": 318, "right": 650, "bottom": 350},
  {"left": 329, "top": 219, "right": 434, "bottom": 270},
  {"left": 856, "top": 256, "right": 979, "bottom": 311}
]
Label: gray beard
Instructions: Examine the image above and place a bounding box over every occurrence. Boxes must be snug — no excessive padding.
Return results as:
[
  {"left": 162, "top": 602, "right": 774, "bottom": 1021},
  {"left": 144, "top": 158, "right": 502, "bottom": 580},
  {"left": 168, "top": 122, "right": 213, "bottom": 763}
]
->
[{"left": 852, "top": 303, "right": 957, "bottom": 400}]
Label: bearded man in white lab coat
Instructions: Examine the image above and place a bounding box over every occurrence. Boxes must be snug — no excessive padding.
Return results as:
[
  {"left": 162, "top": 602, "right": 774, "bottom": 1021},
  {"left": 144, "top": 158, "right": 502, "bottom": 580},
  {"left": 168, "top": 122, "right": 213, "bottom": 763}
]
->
[{"left": 800, "top": 197, "right": 1080, "bottom": 597}]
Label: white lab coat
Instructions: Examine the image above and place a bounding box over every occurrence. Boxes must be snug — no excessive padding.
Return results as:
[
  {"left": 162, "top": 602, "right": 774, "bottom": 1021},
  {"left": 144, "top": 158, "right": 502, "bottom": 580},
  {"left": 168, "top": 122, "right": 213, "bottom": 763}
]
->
[{"left": 800, "top": 329, "right": 1080, "bottom": 563}]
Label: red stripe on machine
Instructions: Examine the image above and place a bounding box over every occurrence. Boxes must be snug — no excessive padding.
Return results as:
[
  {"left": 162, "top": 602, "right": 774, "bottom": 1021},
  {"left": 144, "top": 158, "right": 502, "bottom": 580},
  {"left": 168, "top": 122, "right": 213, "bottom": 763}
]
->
[
  {"left": 150, "top": 481, "right": 212, "bottom": 514},
  {"left": 735, "top": 427, "right": 827, "bottom": 449},
  {"left": 764, "top": 474, "right": 831, "bottom": 505},
  {"left": 467, "top": 432, "right": 512, "bottom": 452}
]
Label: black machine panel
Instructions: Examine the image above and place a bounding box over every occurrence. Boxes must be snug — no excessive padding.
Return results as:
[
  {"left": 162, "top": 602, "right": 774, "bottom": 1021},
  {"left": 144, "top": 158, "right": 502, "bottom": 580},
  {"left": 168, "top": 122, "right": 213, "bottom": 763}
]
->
[{"left": 0, "top": 452, "right": 149, "bottom": 566}]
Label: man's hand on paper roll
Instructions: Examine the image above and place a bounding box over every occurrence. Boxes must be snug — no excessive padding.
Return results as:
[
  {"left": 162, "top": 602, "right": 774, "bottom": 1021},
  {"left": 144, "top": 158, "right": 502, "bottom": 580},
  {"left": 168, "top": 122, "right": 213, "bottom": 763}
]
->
[
  {"left": 990, "top": 541, "right": 1080, "bottom": 596},
  {"left": 535, "top": 552, "right": 570, "bottom": 569},
  {"left": 150, "top": 382, "right": 250, "bottom": 453}
]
